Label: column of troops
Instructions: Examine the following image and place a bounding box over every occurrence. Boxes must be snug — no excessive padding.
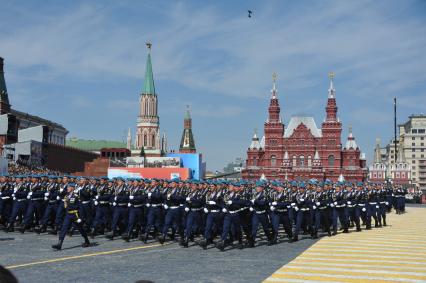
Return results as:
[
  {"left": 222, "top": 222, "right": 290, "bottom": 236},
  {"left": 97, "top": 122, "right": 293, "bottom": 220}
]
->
[{"left": 0, "top": 174, "right": 408, "bottom": 251}]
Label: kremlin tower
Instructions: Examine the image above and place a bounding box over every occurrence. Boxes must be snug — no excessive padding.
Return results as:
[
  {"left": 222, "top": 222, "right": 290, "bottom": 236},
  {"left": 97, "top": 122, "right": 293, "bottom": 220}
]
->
[{"left": 179, "top": 106, "right": 196, "bottom": 153}]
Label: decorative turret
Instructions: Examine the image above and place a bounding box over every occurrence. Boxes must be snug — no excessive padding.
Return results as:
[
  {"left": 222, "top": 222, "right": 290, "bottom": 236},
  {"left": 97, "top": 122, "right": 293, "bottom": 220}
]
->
[
  {"left": 161, "top": 132, "right": 168, "bottom": 154},
  {"left": 249, "top": 129, "right": 261, "bottom": 150},
  {"left": 345, "top": 125, "right": 358, "bottom": 150},
  {"left": 325, "top": 72, "right": 338, "bottom": 122},
  {"left": 179, "top": 105, "right": 196, "bottom": 153},
  {"left": 374, "top": 138, "right": 381, "bottom": 163},
  {"left": 267, "top": 72, "right": 281, "bottom": 123},
  {"left": 397, "top": 136, "right": 405, "bottom": 162},
  {"left": 0, "top": 57, "right": 11, "bottom": 114},
  {"left": 313, "top": 150, "right": 322, "bottom": 167},
  {"left": 126, "top": 128, "right": 132, "bottom": 150}
]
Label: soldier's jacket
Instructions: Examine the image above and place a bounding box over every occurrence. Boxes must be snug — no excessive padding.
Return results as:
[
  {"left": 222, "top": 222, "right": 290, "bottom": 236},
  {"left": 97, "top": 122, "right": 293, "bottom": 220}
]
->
[
  {"left": 113, "top": 185, "right": 129, "bottom": 205},
  {"left": 185, "top": 189, "right": 204, "bottom": 209},
  {"left": 205, "top": 189, "right": 224, "bottom": 211},
  {"left": 251, "top": 191, "right": 269, "bottom": 212},
  {"left": 147, "top": 186, "right": 163, "bottom": 205},
  {"left": 129, "top": 185, "right": 146, "bottom": 206}
]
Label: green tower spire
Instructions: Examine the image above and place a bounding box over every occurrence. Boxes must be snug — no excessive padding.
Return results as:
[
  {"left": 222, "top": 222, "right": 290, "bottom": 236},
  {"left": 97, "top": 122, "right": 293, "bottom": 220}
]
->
[{"left": 142, "top": 42, "right": 156, "bottom": 95}]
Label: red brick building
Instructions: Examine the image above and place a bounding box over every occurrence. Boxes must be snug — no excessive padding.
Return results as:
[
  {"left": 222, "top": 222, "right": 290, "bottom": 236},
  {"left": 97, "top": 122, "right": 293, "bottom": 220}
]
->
[{"left": 242, "top": 73, "right": 367, "bottom": 182}]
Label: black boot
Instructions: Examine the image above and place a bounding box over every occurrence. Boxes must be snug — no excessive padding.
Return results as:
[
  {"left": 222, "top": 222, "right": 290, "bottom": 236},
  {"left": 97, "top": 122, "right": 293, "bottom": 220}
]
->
[
  {"left": 82, "top": 236, "right": 91, "bottom": 248},
  {"left": 6, "top": 223, "right": 14, "bottom": 233},
  {"left": 291, "top": 234, "right": 298, "bottom": 242},
  {"left": 52, "top": 239, "right": 64, "bottom": 250},
  {"left": 122, "top": 233, "right": 130, "bottom": 242},
  {"left": 106, "top": 231, "right": 116, "bottom": 240},
  {"left": 90, "top": 228, "right": 96, "bottom": 239},
  {"left": 216, "top": 240, "right": 225, "bottom": 251},
  {"left": 159, "top": 235, "right": 165, "bottom": 245},
  {"left": 237, "top": 239, "right": 244, "bottom": 249},
  {"left": 383, "top": 219, "right": 387, "bottom": 227},
  {"left": 143, "top": 233, "right": 149, "bottom": 244},
  {"left": 182, "top": 237, "right": 189, "bottom": 248}
]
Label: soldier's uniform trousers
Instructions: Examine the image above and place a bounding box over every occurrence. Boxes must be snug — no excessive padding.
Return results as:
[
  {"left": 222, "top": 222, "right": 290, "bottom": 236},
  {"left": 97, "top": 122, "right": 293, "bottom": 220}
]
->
[
  {"left": 313, "top": 207, "right": 331, "bottom": 234},
  {"left": 346, "top": 204, "right": 360, "bottom": 230},
  {"left": 55, "top": 201, "right": 65, "bottom": 229},
  {"left": 294, "top": 208, "right": 311, "bottom": 237},
  {"left": 185, "top": 209, "right": 202, "bottom": 239},
  {"left": 79, "top": 201, "right": 93, "bottom": 229},
  {"left": 126, "top": 205, "right": 144, "bottom": 236},
  {"left": 204, "top": 211, "right": 222, "bottom": 241},
  {"left": 221, "top": 212, "right": 242, "bottom": 242},
  {"left": 92, "top": 203, "right": 111, "bottom": 231},
  {"left": 145, "top": 205, "right": 163, "bottom": 235},
  {"left": 251, "top": 211, "right": 271, "bottom": 240},
  {"left": 379, "top": 201, "right": 387, "bottom": 225},
  {"left": 111, "top": 204, "right": 128, "bottom": 233},
  {"left": 24, "top": 199, "right": 44, "bottom": 227},
  {"left": 396, "top": 196, "right": 405, "bottom": 212},
  {"left": 367, "top": 202, "right": 379, "bottom": 226},
  {"left": 239, "top": 208, "right": 252, "bottom": 240},
  {"left": 386, "top": 195, "right": 393, "bottom": 212},
  {"left": 0, "top": 197, "right": 12, "bottom": 224},
  {"left": 162, "top": 206, "right": 183, "bottom": 238},
  {"left": 59, "top": 210, "right": 88, "bottom": 241},
  {"left": 40, "top": 201, "right": 58, "bottom": 226},
  {"left": 332, "top": 206, "right": 347, "bottom": 231},
  {"left": 270, "top": 209, "right": 292, "bottom": 239},
  {"left": 9, "top": 200, "right": 27, "bottom": 226}
]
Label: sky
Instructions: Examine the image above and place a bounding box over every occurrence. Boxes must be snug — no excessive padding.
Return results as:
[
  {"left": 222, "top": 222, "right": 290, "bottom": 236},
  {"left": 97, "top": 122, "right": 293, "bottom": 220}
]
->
[{"left": 0, "top": 0, "right": 425, "bottom": 171}]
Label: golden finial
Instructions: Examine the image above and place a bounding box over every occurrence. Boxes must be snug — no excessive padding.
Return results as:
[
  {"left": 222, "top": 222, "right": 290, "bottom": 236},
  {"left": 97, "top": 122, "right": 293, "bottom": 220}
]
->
[
  {"left": 329, "top": 71, "right": 335, "bottom": 80},
  {"left": 146, "top": 41, "right": 152, "bottom": 50},
  {"left": 272, "top": 72, "right": 277, "bottom": 83}
]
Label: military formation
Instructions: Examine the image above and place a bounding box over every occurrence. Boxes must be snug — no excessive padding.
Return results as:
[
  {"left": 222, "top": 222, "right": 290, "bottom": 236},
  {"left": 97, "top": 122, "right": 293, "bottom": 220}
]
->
[{"left": 0, "top": 174, "right": 408, "bottom": 251}]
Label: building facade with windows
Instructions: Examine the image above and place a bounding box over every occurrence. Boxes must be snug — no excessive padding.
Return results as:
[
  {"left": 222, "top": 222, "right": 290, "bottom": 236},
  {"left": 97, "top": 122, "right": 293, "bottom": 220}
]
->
[{"left": 242, "top": 74, "right": 367, "bottom": 182}]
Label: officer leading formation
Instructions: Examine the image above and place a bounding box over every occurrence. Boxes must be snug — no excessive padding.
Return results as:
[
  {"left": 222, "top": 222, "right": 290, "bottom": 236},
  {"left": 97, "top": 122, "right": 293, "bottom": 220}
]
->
[{"left": 0, "top": 174, "right": 408, "bottom": 251}]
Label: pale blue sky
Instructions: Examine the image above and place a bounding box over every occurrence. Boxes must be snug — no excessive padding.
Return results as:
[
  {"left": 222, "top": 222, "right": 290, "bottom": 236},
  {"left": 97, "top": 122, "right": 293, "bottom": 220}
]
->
[{"left": 1, "top": 0, "right": 425, "bottom": 170}]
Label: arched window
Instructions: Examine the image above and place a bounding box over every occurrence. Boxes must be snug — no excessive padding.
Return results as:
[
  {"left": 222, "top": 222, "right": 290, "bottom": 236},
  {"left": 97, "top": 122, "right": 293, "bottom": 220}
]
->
[
  {"left": 328, "top": 155, "right": 335, "bottom": 166},
  {"left": 144, "top": 133, "right": 147, "bottom": 147},
  {"left": 308, "top": 156, "right": 312, "bottom": 167},
  {"left": 271, "top": 155, "right": 277, "bottom": 167},
  {"left": 152, "top": 135, "right": 156, "bottom": 148},
  {"left": 300, "top": 155, "right": 305, "bottom": 167},
  {"left": 292, "top": 156, "right": 297, "bottom": 167}
]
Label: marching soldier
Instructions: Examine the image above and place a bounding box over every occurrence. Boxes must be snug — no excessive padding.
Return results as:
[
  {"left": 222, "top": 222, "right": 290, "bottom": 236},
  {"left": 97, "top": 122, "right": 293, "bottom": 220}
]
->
[
  {"left": 123, "top": 178, "right": 147, "bottom": 242},
  {"left": 160, "top": 178, "right": 184, "bottom": 244},
  {"left": 106, "top": 177, "right": 129, "bottom": 239},
  {"left": 269, "top": 183, "right": 293, "bottom": 244},
  {"left": 249, "top": 181, "right": 273, "bottom": 247},
  {"left": 91, "top": 176, "right": 112, "bottom": 238}
]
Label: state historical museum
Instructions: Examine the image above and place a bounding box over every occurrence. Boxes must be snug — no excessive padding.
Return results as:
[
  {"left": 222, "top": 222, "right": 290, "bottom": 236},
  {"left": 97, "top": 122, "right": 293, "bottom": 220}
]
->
[{"left": 242, "top": 73, "right": 367, "bottom": 182}]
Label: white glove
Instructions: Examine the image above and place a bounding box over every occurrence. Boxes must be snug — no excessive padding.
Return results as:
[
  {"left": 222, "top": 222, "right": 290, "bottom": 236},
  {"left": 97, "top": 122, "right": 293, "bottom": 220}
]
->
[
  {"left": 146, "top": 203, "right": 151, "bottom": 207},
  {"left": 313, "top": 205, "right": 316, "bottom": 209},
  {"left": 222, "top": 208, "right": 227, "bottom": 213},
  {"left": 316, "top": 202, "right": 320, "bottom": 206},
  {"left": 129, "top": 195, "right": 134, "bottom": 200},
  {"left": 95, "top": 195, "right": 99, "bottom": 200},
  {"left": 94, "top": 201, "right": 98, "bottom": 206},
  {"left": 347, "top": 201, "right": 351, "bottom": 205},
  {"left": 114, "top": 196, "right": 117, "bottom": 201},
  {"left": 27, "top": 195, "right": 31, "bottom": 199},
  {"left": 0, "top": 192, "right": 2, "bottom": 196},
  {"left": 148, "top": 192, "right": 152, "bottom": 197},
  {"left": 291, "top": 203, "right": 296, "bottom": 207},
  {"left": 385, "top": 202, "right": 389, "bottom": 205},
  {"left": 185, "top": 207, "right": 190, "bottom": 212},
  {"left": 77, "top": 218, "right": 82, "bottom": 224},
  {"left": 45, "top": 192, "right": 49, "bottom": 196},
  {"left": 56, "top": 196, "right": 60, "bottom": 200},
  {"left": 44, "top": 197, "right": 48, "bottom": 201},
  {"left": 163, "top": 204, "right": 168, "bottom": 209},
  {"left": 330, "top": 203, "right": 334, "bottom": 207},
  {"left": 362, "top": 208, "right": 366, "bottom": 212},
  {"left": 295, "top": 207, "right": 299, "bottom": 211},
  {"left": 208, "top": 200, "right": 216, "bottom": 205},
  {"left": 334, "top": 202, "right": 337, "bottom": 205},
  {"left": 59, "top": 188, "right": 63, "bottom": 193},
  {"left": 186, "top": 197, "right": 190, "bottom": 201},
  {"left": 203, "top": 208, "right": 209, "bottom": 213},
  {"left": 227, "top": 200, "right": 233, "bottom": 205},
  {"left": 249, "top": 207, "right": 254, "bottom": 211},
  {"left": 270, "top": 206, "right": 275, "bottom": 211},
  {"left": 300, "top": 198, "right": 305, "bottom": 202},
  {"left": 376, "top": 205, "right": 379, "bottom": 209},
  {"left": 113, "top": 202, "right": 117, "bottom": 206},
  {"left": 12, "top": 193, "right": 15, "bottom": 197},
  {"left": 13, "top": 197, "right": 16, "bottom": 200},
  {"left": 251, "top": 199, "right": 255, "bottom": 204},
  {"left": 29, "top": 192, "right": 33, "bottom": 196},
  {"left": 272, "top": 201, "right": 277, "bottom": 206},
  {"left": 128, "top": 203, "right": 131, "bottom": 207}
]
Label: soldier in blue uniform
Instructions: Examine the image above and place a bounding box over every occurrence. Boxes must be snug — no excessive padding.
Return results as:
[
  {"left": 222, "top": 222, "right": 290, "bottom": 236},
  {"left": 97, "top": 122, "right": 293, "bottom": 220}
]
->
[
  {"left": 249, "top": 181, "right": 273, "bottom": 247},
  {"left": 22, "top": 175, "right": 45, "bottom": 232},
  {"left": 123, "top": 178, "right": 147, "bottom": 242},
  {"left": 311, "top": 183, "right": 331, "bottom": 238},
  {"left": 91, "top": 176, "right": 112, "bottom": 238},
  {"left": 38, "top": 176, "right": 60, "bottom": 233},
  {"left": 200, "top": 181, "right": 224, "bottom": 249},
  {"left": 293, "top": 182, "right": 312, "bottom": 241},
  {"left": 77, "top": 177, "right": 93, "bottom": 232},
  {"left": 106, "top": 177, "right": 129, "bottom": 239},
  {"left": 331, "top": 182, "right": 348, "bottom": 235},
  {"left": 0, "top": 175, "right": 13, "bottom": 229},
  {"left": 6, "top": 176, "right": 28, "bottom": 232},
  {"left": 346, "top": 183, "right": 361, "bottom": 232},
  {"left": 160, "top": 178, "right": 185, "bottom": 244},
  {"left": 52, "top": 182, "right": 91, "bottom": 250},
  {"left": 182, "top": 181, "right": 205, "bottom": 247},
  {"left": 142, "top": 179, "right": 164, "bottom": 243},
  {"left": 394, "top": 186, "right": 407, "bottom": 214}
]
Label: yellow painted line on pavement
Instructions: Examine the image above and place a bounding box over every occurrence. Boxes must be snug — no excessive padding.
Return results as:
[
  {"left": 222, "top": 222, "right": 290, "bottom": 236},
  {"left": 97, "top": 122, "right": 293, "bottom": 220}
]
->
[
  {"left": 306, "top": 248, "right": 426, "bottom": 256},
  {"left": 269, "top": 273, "right": 399, "bottom": 283},
  {"left": 6, "top": 243, "right": 165, "bottom": 269}
]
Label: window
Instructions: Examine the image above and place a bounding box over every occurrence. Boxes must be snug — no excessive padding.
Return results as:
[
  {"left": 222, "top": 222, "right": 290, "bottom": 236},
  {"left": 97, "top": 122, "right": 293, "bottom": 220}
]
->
[
  {"left": 292, "top": 156, "right": 297, "bottom": 167},
  {"left": 412, "top": 154, "right": 416, "bottom": 158},
  {"left": 412, "top": 129, "right": 418, "bottom": 134},
  {"left": 421, "top": 137, "right": 425, "bottom": 140},
  {"left": 271, "top": 155, "right": 277, "bottom": 167},
  {"left": 422, "top": 154, "right": 425, "bottom": 158},
  {"left": 412, "top": 166, "right": 416, "bottom": 170},
  {"left": 421, "top": 143, "right": 424, "bottom": 146},
  {"left": 412, "top": 160, "right": 416, "bottom": 163},
  {"left": 378, "top": 173, "right": 382, "bottom": 178},
  {"left": 396, "top": 172, "right": 400, "bottom": 178},
  {"left": 373, "top": 173, "right": 377, "bottom": 178},
  {"left": 143, "top": 134, "right": 147, "bottom": 147},
  {"left": 253, "top": 159, "right": 257, "bottom": 166},
  {"left": 412, "top": 137, "right": 416, "bottom": 140},
  {"left": 412, "top": 172, "right": 416, "bottom": 176},
  {"left": 412, "top": 143, "right": 416, "bottom": 146},
  {"left": 152, "top": 135, "right": 156, "bottom": 147},
  {"left": 300, "top": 155, "right": 305, "bottom": 167},
  {"left": 328, "top": 155, "right": 335, "bottom": 166},
  {"left": 419, "top": 129, "right": 425, "bottom": 134},
  {"left": 412, "top": 149, "right": 416, "bottom": 152},
  {"left": 422, "top": 149, "right": 425, "bottom": 152},
  {"left": 402, "top": 173, "right": 405, "bottom": 178},
  {"left": 390, "top": 150, "right": 394, "bottom": 154},
  {"left": 308, "top": 156, "right": 312, "bottom": 167}
]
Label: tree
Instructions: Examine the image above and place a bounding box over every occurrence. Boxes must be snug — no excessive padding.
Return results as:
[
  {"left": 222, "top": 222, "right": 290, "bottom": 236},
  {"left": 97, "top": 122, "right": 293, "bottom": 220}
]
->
[{"left": 139, "top": 146, "right": 145, "bottom": 157}]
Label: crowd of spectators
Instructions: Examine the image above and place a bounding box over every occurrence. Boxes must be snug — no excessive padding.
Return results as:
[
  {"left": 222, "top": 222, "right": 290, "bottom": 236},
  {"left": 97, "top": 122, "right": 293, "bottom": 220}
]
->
[{"left": 7, "top": 159, "right": 62, "bottom": 176}]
